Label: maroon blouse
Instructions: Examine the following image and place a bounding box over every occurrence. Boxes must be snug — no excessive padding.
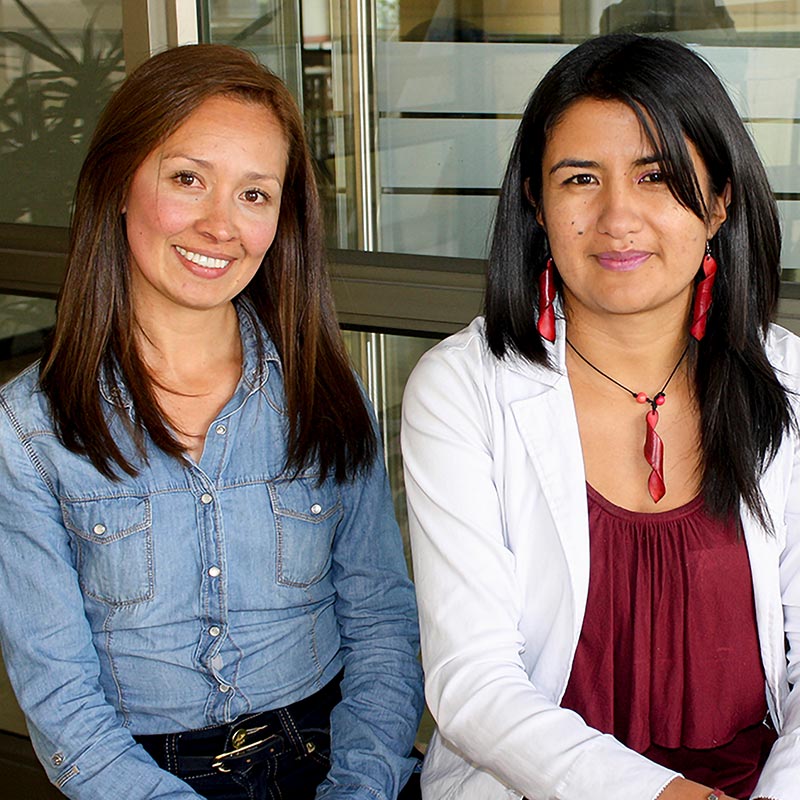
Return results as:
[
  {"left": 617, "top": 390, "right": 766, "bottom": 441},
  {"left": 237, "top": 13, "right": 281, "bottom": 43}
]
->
[{"left": 560, "top": 485, "right": 777, "bottom": 797}]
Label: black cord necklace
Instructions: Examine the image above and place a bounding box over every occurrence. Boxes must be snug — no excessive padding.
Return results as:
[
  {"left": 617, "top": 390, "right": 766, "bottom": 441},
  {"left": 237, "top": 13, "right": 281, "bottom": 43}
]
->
[{"left": 565, "top": 339, "right": 689, "bottom": 503}]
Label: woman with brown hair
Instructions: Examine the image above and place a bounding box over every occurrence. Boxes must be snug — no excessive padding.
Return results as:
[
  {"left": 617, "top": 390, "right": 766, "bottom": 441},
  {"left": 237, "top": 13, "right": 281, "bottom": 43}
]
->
[{"left": 0, "top": 44, "right": 422, "bottom": 799}]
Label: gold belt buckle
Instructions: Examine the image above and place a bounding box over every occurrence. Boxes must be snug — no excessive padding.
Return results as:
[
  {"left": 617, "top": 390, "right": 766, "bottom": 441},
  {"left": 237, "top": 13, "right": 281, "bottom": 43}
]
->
[{"left": 212, "top": 731, "right": 281, "bottom": 773}]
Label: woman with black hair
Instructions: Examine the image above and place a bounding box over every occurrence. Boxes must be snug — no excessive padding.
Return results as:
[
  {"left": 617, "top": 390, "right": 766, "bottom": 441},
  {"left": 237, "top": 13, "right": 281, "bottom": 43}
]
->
[
  {"left": 402, "top": 34, "right": 800, "bottom": 800},
  {"left": 0, "top": 44, "right": 422, "bottom": 799}
]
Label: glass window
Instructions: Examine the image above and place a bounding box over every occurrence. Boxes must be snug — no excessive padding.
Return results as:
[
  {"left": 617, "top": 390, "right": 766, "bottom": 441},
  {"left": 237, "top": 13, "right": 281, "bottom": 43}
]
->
[
  {"left": 0, "top": 0, "right": 125, "bottom": 226},
  {"left": 343, "top": 330, "right": 440, "bottom": 549},
  {"left": 380, "top": 3, "right": 800, "bottom": 280},
  {"left": 0, "top": 293, "right": 53, "bottom": 384}
]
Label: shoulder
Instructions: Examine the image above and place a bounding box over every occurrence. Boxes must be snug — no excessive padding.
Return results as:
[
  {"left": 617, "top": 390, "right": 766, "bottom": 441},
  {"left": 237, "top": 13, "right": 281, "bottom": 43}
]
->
[
  {"left": 405, "top": 318, "right": 495, "bottom": 395},
  {"left": 0, "top": 361, "right": 53, "bottom": 437},
  {"left": 765, "top": 323, "right": 800, "bottom": 392},
  {"left": 404, "top": 317, "right": 562, "bottom": 408}
]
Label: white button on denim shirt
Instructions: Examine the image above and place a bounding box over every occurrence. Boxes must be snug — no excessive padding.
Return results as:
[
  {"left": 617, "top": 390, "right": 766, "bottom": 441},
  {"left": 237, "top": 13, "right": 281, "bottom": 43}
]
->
[{"left": 0, "top": 301, "right": 423, "bottom": 800}]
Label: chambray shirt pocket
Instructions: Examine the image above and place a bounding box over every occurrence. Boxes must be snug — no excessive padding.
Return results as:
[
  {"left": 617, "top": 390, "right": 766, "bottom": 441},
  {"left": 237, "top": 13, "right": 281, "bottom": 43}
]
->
[
  {"left": 269, "top": 478, "right": 343, "bottom": 588},
  {"left": 61, "top": 496, "right": 154, "bottom": 605}
]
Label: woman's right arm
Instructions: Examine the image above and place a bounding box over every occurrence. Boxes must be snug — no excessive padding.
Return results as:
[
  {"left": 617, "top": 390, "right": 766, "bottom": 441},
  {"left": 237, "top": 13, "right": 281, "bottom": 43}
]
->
[
  {"left": 400, "top": 336, "right": 679, "bottom": 800},
  {"left": 0, "top": 395, "right": 200, "bottom": 800}
]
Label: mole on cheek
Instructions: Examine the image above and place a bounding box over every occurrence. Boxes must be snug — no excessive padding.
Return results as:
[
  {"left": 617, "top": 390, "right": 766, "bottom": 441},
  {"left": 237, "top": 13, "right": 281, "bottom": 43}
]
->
[{"left": 577, "top": 230, "right": 584, "bottom": 236}]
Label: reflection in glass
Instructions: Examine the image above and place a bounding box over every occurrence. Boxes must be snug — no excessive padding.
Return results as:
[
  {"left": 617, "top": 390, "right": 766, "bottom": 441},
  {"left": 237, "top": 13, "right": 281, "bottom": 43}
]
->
[
  {"left": 343, "top": 330, "right": 439, "bottom": 558},
  {"left": 204, "top": 0, "right": 352, "bottom": 247},
  {"left": 599, "top": 0, "right": 735, "bottom": 36},
  {"left": 0, "top": 0, "right": 124, "bottom": 226},
  {"left": 378, "top": 1, "right": 800, "bottom": 279},
  {"left": 395, "top": 0, "right": 797, "bottom": 41},
  {"left": 203, "top": 1, "right": 303, "bottom": 126}
]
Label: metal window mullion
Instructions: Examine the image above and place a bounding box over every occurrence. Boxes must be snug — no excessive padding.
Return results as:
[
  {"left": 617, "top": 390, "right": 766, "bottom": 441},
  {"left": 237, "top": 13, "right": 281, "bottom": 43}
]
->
[
  {"left": 122, "top": 0, "right": 199, "bottom": 73},
  {"left": 351, "top": 0, "right": 378, "bottom": 252}
]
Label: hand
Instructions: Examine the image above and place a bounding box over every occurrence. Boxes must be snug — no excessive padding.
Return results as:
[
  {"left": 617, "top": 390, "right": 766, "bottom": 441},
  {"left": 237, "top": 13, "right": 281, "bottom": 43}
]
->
[{"left": 659, "top": 778, "right": 740, "bottom": 800}]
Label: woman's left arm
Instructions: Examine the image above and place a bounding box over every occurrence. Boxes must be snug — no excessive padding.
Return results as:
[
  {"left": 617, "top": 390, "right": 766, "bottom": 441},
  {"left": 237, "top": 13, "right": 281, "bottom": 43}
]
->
[
  {"left": 750, "top": 395, "right": 800, "bottom": 800},
  {"left": 316, "top": 439, "right": 424, "bottom": 800}
]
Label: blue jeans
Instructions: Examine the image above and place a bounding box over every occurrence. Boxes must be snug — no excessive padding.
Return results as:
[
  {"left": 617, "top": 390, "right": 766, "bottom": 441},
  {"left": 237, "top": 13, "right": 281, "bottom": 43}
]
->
[{"left": 135, "top": 676, "right": 340, "bottom": 800}]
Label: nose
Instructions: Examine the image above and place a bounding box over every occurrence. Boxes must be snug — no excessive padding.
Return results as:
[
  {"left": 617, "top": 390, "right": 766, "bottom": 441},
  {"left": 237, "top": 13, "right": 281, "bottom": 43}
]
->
[
  {"left": 196, "top": 193, "right": 238, "bottom": 242},
  {"left": 596, "top": 182, "right": 642, "bottom": 240}
]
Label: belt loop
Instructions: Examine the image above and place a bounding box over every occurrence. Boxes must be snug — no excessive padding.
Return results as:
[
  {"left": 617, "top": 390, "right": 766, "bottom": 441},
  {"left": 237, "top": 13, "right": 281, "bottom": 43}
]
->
[
  {"left": 277, "top": 706, "right": 307, "bottom": 758},
  {"left": 167, "top": 733, "right": 179, "bottom": 774}
]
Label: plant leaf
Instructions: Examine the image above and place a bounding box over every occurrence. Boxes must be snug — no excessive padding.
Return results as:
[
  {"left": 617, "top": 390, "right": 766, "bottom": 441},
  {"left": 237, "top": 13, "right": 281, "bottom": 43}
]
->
[
  {"left": 9, "top": 0, "right": 75, "bottom": 63},
  {"left": 0, "top": 31, "right": 74, "bottom": 72}
]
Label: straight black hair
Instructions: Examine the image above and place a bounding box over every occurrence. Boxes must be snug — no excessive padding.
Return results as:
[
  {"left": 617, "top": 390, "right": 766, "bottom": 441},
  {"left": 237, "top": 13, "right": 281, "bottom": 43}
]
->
[{"left": 485, "top": 33, "right": 793, "bottom": 527}]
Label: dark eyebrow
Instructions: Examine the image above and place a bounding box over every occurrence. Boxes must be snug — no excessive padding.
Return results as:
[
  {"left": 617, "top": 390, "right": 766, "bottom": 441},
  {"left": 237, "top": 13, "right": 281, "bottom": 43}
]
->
[
  {"left": 548, "top": 154, "right": 662, "bottom": 175},
  {"left": 549, "top": 159, "right": 598, "bottom": 175}
]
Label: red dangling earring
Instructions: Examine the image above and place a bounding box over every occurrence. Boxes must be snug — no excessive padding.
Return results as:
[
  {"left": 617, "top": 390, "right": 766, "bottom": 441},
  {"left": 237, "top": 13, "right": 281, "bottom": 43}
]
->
[
  {"left": 537, "top": 257, "right": 556, "bottom": 342},
  {"left": 690, "top": 242, "right": 718, "bottom": 341}
]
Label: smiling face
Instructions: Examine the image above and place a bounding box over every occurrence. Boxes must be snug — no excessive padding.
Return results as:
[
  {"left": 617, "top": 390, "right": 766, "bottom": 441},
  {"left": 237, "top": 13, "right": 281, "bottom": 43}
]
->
[
  {"left": 537, "top": 97, "right": 728, "bottom": 328},
  {"left": 123, "top": 94, "right": 288, "bottom": 321}
]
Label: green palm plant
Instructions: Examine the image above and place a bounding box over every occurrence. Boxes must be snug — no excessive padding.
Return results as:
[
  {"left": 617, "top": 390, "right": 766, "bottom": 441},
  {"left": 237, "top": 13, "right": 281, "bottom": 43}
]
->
[{"left": 0, "top": 0, "right": 124, "bottom": 225}]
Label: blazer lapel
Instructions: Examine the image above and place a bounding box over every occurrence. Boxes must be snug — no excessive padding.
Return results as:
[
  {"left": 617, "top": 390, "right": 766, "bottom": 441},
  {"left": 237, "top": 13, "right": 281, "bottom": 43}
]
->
[{"left": 509, "top": 366, "right": 591, "bottom": 631}]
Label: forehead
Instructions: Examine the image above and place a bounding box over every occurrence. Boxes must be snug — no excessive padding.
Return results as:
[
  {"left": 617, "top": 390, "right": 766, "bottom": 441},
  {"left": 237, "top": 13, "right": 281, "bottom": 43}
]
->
[
  {"left": 545, "top": 97, "right": 652, "bottom": 156},
  {"left": 154, "top": 94, "right": 288, "bottom": 165},
  {"left": 542, "top": 96, "right": 710, "bottom": 177}
]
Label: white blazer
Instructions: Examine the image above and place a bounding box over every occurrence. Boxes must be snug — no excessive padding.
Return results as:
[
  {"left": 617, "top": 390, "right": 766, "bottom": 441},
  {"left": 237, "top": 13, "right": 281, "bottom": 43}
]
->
[{"left": 402, "top": 317, "right": 800, "bottom": 800}]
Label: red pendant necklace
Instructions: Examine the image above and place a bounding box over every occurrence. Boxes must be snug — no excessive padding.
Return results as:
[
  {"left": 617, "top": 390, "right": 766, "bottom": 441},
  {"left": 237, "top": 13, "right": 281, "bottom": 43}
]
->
[{"left": 566, "top": 339, "right": 689, "bottom": 503}]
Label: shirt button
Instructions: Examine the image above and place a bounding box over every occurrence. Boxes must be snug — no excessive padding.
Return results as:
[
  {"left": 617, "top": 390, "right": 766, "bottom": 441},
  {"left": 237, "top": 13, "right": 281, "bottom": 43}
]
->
[
  {"left": 93, "top": 523, "right": 106, "bottom": 535},
  {"left": 200, "top": 493, "right": 213, "bottom": 505},
  {"left": 310, "top": 503, "right": 322, "bottom": 515},
  {"left": 208, "top": 566, "right": 221, "bottom": 578},
  {"left": 51, "top": 752, "right": 64, "bottom": 767},
  {"left": 209, "top": 625, "right": 221, "bottom": 637},
  {"left": 219, "top": 683, "right": 231, "bottom": 693},
  {"left": 215, "top": 424, "right": 227, "bottom": 435}
]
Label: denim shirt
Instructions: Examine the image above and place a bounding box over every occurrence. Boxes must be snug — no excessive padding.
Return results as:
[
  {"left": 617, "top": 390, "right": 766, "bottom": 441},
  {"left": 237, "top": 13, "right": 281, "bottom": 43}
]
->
[{"left": 0, "top": 302, "right": 423, "bottom": 800}]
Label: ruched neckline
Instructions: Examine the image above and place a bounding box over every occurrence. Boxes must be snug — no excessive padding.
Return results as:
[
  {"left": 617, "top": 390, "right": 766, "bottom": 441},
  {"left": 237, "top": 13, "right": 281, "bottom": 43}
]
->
[{"left": 560, "top": 484, "right": 775, "bottom": 796}]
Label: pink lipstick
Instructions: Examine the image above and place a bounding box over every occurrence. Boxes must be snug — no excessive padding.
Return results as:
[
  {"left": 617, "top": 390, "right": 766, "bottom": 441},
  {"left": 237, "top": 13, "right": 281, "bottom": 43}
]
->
[{"left": 596, "top": 250, "right": 651, "bottom": 272}]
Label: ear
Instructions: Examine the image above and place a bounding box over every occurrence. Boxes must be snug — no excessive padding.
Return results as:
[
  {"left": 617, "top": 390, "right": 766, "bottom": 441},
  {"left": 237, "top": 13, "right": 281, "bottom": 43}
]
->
[{"left": 707, "top": 180, "right": 731, "bottom": 237}]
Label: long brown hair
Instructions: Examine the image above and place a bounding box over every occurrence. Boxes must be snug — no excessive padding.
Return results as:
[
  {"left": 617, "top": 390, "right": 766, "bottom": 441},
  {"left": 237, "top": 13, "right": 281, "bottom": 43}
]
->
[{"left": 40, "top": 44, "right": 376, "bottom": 482}]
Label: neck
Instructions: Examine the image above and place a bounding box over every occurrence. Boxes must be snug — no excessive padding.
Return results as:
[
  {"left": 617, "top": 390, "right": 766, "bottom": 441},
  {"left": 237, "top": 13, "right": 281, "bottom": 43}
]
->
[
  {"left": 564, "top": 306, "right": 691, "bottom": 389},
  {"left": 135, "top": 302, "right": 242, "bottom": 385}
]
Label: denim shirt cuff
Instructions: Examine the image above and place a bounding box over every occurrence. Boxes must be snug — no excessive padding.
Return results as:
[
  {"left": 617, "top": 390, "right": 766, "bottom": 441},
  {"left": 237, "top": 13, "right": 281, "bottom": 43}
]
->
[{"left": 315, "top": 784, "right": 385, "bottom": 800}]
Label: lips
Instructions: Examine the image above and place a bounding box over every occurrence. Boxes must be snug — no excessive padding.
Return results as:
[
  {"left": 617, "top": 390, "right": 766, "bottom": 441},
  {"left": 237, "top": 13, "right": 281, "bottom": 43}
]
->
[
  {"left": 596, "top": 250, "right": 651, "bottom": 272},
  {"left": 175, "top": 245, "right": 231, "bottom": 270}
]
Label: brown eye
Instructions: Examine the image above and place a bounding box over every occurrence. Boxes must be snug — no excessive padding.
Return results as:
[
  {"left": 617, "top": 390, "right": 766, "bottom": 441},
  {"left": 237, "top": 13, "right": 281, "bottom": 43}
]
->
[
  {"left": 176, "top": 172, "right": 196, "bottom": 187},
  {"left": 565, "top": 174, "right": 595, "bottom": 186},
  {"left": 243, "top": 189, "right": 267, "bottom": 203}
]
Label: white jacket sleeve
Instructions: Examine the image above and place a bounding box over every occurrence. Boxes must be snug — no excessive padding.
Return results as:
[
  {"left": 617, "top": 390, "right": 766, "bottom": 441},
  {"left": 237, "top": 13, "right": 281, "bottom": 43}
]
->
[
  {"left": 401, "top": 332, "right": 677, "bottom": 800},
  {"left": 751, "top": 330, "right": 800, "bottom": 800}
]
